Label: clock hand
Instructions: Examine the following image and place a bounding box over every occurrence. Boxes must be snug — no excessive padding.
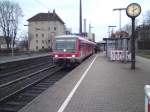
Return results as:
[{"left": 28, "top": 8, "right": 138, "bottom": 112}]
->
[{"left": 133, "top": 8, "right": 138, "bottom": 12}]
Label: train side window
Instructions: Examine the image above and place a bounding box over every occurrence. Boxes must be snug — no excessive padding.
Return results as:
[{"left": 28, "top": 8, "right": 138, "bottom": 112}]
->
[{"left": 79, "top": 43, "right": 83, "bottom": 50}]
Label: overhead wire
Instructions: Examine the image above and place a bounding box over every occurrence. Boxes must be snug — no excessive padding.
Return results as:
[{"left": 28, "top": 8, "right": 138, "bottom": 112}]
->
[{"left": 33, "top": 0, "right": 50, "bottom": 11}]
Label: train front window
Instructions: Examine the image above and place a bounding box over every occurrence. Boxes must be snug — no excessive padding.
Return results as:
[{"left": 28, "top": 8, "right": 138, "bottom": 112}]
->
[{"left": 55, "top": 39, "right": 76, "bottom": 52}]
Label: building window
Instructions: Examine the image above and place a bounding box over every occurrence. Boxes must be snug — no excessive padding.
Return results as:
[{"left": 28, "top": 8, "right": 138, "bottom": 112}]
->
[
  {"left": 36, "top": 40, "right": 38, "bottom": 43},
  {"left": 36, "top": 28, "right": 40, "bottom": 30},
  {"left": 48, "top": 27, "right": 50, "bottom": 30},
  {"left": 36, "top": 34, "right": 38, "bottom": 37},
  {"left": 42, "top": 33, "right": 44, "bottom": 37},
  {"left": 42, "top": 40, "right": 44, "bottom": 44},
  {"left": 54, "top": 27, "right": 56, "bottom": 31},
  {"left": 36, "top": 46, "right": 38, "bottom": 50}
]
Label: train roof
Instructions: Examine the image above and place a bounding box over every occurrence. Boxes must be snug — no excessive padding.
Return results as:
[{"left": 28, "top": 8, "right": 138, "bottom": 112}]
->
[
  {"left": 55, "top": 35, "right": 96, "bottom": 45},
  {"left": 55, "top": 35, "right": 78, "bottom": 38}
]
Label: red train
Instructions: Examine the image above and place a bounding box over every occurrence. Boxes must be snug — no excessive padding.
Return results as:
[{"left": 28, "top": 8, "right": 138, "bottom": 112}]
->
[{"left": 52, "top": 35, "right": 96, "bottom": 66}]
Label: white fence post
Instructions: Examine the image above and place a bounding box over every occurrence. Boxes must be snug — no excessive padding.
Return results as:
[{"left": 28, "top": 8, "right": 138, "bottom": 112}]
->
[{"left": 145, "top": 85, "right": 150, "bottom": 112}]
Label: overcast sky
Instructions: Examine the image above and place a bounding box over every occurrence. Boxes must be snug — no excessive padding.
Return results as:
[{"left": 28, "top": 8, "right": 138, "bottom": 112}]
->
[{"left": 10, "top": 0, "right": 150, "bottom": 41}]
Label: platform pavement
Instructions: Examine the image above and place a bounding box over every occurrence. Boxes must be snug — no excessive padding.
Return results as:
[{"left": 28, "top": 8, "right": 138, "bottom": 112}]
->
[{"left": 19, "top": 53, "right": 150, "bottom": 112}]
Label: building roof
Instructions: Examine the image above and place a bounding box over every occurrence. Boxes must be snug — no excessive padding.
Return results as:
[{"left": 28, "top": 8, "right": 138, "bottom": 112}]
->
[
  {"left": 28, "top": 10, "right": 65, "bottom": 24},
  {"left": 103, "top": 37, "right": 130, "bottom": 41},
  {"left": 97, "top": 41, "right": 106, "bottom": 44}
]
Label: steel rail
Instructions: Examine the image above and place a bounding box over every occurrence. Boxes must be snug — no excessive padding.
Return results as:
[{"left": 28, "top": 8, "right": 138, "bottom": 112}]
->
[
  {"left": 0, "top": 66, "right": 62, "bottom": 102},
  {"left": 0, "top": 65, "right": 56, "bottom": 88},
  {"left": 0, "top": 62, "right": 50, "bottom": 78}
]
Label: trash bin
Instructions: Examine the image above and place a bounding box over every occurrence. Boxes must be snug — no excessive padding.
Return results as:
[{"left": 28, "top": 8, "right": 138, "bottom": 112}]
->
[{"left": 145, "top": 85, "right": 150, "bottom": 112}]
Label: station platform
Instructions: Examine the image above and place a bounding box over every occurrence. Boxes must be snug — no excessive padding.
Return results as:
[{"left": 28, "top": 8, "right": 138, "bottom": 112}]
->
[
  {"left": 19, "top": 53, "right": 150, "bottom": 112},
  {"left": 0, "top": 53, "right": 51, "bottom": 64}
]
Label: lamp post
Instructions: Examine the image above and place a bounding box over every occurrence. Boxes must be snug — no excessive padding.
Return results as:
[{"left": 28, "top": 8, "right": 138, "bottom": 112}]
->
[
  {"left": 108, "top": 25, "right": 116, "bottom": 37},
  {"left": 89, "top": 24, "right": 93, "bottom": 33},
  {"left": 24, "top": 24, "right": 30, "bottom": 50},
  {"left": 8, "top": 19, "right": 15, "bottom": 56},
  {"left": 126, "top": 3, "right": 141, "bottom": 69},
  {"left": 113, "top": 8, "right": 126, "bottom": 32}
]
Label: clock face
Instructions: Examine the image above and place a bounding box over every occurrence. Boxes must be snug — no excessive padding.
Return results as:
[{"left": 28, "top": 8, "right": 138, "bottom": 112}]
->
[{"left": 126, "top": 3, "right": 141, "bottom": 18}]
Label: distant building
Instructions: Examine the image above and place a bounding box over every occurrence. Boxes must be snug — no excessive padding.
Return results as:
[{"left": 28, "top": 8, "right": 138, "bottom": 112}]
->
[
  {"left": 136, "top": 25, "right": 150, "bottom": 40},
  {"left": 135, "top": 25, "right": 150, "bottom": 49},
  {"left": 97, "top": 41, "right": 106, "bottom": 51},
  {"left": 65, "top": 28, "right": 72, "bottom": 35},
  {"left": 111, "top": 31, "right": 129, "bottom": 38},
  {"left": 0, "top": 36, "right": 17, "bottom": 50},
  {"left": 87, "top": 33, "right": 95, "bottom": 42},
  {"left": 0, "top": 36, "right": 7, "bottom": 49},
  {"left": 27, "top": 10, "right": 65, "bottom": 51}
]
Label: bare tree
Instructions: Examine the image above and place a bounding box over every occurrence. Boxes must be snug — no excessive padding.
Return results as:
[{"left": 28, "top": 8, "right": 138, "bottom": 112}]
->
[
  {"left": 0, "top": 0, "right": 22, "bottom": 49},
  {"left": 20, "top": 31, "right": 29, "bottom": 50},
  {"left": 122, "top": 23, "right": 132, "bottom": 35},
  {"left": 122, "top": 19, "right": 138, "bottom": 36}
]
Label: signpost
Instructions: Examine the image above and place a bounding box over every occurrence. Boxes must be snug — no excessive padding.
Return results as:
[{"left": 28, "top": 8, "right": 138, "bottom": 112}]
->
[{"left": 126, "top": 3, "right": 141, "bottom": 69}]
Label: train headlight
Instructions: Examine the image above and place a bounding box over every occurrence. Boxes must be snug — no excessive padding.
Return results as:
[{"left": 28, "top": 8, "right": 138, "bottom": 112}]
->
[
  {"left": 55, "top": 55, "right": 58, "bottom": 58},
  {"left": 72, "top": 55, "right": 75, "bottom": 58}
]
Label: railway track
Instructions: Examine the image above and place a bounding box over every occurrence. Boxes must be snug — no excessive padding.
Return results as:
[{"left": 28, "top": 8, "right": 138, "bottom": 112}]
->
[
  {"left": 0, "top": 65, "right": 71, "bottom": 112},
  {"left": 0, "top": 61, "right": 52, "bottom": 85},
  {"left": 0, "top": 64, "right": 59, "bottom": 101}
]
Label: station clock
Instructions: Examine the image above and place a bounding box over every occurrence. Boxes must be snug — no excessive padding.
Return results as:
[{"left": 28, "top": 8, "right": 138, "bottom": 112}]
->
[{"left": 126, "top": 3, "right": 141, "bottom": 18}]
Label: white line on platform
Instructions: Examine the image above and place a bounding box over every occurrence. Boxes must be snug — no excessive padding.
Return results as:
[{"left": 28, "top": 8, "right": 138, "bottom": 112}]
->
[{"left": 57, "top": 55, "right": 98, "bottom": 112}]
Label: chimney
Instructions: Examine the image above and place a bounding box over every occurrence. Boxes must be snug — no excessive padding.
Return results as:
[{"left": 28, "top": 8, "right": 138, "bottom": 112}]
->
[
  {"left": 53, "top": 9, "right": 55, "bottom": 13},
  {"left": 79, "top": 0, "right": 82, "bottom": 35},
  {"left": 53, "top": 9, "right": 56, "bottom": 17},
  {"left": 84, "top": 19, "right": 86, "bottom": 33}
]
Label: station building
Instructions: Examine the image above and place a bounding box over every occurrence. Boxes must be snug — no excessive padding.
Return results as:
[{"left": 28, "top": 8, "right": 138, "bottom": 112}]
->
[{"left": 27, "top": 10, "right": 65, "bottom": 51}]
